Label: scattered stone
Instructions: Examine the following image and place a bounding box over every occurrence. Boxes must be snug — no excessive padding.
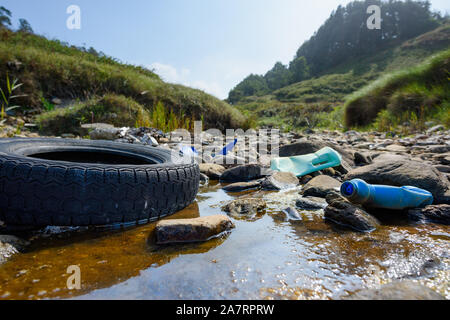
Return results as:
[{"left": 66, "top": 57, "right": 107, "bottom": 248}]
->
[
  {"left": 199, "top": 173, "right": 209, "bottom": 186},
  {"left": 0, "top": 235, "right": 30, "bottom": 264},
  {"left": 428, "top": 145, "right": 450, "bottom": 154},
  {"left": 199, "top": 163, "right": 226, "bottom": 180},
  {"left": 324, "top": 193, "right": 380, "bottom": 232},
  {"left": 426, "top": 125, "right": 444, "bottom": 134},
  {"left": 408, "top": 204, "right": 450, "bottom": 225},
  {"left": 220, "top": 164, "right": 266, "bottom": 182},
  {"left": 141, "top": 133, "right": 159, "bottom": 146},
  {"left": 261, "top": 172, "right": 299, "bottom": 190},
  {"left": 301, "top": 175, "right": 341, "bottom": 198},
  {"left": 222, "top": 198, "right": 267, "bottom": 218},
  {"left": 344, "top": 281, "right": 445, "bottom": 300},
  {"left": 89, "top": 127, "right": 121, "bottom": 140},
  {"left": 385, "top": 144, "right": 408, "bottom": 153},
  {"left": 282, "top": 207, "right": 302, "bottom": 221},
  {"left": 222, "top": 181, "right": 261, "bottom": 192},
  {"left": 61, "top": 133, "right": 76, "bottom": 139},
  {"left": 155, "top": 215, "right": 235, "bottom": 245},
  {"left": 345, "top": 159, "right": 450, "bottom": 204},
  {"left": 296, "top": 197, "right": 327, "bottom": 210}
]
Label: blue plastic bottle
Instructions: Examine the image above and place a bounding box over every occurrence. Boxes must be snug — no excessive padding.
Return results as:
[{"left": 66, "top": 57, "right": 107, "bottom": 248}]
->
[
  {"left": 340, "top": 179, "right": 433, "bottom": 210},
  {"left": 271, "top": 147, "right": 342, "bottom": 177}
]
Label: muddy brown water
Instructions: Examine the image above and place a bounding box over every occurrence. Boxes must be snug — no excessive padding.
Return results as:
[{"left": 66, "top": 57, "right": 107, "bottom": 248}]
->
[{"left": 0, "top": 181, "right": 448, "bottom": 300}]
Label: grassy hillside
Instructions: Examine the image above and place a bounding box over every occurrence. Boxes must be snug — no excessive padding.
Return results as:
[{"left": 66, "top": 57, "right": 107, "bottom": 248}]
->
[
  {"left": 235, "top": 24, "right": 450, "bottom": 131},
  {"left": 345, "top": 48, "right": 450, "bottom": 131},
  {"left": 0, "top": 29, "right": 247, "bottom": 133}
]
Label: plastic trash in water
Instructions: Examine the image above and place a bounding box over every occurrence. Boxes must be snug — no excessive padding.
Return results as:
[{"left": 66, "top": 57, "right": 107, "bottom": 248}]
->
[
  {"left": 270, "top": 147, "right": 342, "bottom": 177},
  {"left": 340, "top": 178, "right": 433, "bottom": 210},
  {"left": 180, "top": 138, "right": 238, "bottom": 158}
]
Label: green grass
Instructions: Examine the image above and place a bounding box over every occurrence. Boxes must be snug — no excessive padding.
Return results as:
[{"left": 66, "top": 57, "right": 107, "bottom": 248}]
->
[
  {"left": 234, "top": 24, "right": 450, "bottom": 131},
  {"left": 0, "top": 29, "right": 247, "bottom": 133},
  {"left": 345, "top": 48, "right": 450, "bottom": 130}
]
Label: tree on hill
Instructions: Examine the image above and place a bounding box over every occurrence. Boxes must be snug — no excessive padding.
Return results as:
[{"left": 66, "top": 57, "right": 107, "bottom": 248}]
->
[
  {"left": 264, "top": 62, "right": 291, "bottom": 91},
  {"left": 227, "top": 74, "right": 269, "bottom": 104},
  {"left": 18, "top": 18, "right": 33, "bottom": 33},
  {"left": 0, "top": 6, "right": 12, "bottom": 29},
  {"left": 289, "top": 56, "right": 310, "bottom": 83},
  {"left": 228, "top": 0, "right": 443, "bottom": 104}
]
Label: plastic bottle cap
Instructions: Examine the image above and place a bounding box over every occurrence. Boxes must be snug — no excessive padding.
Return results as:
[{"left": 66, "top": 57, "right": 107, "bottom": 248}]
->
[{"left": 341, "top": 181, "right": 354, "bottom": 197}]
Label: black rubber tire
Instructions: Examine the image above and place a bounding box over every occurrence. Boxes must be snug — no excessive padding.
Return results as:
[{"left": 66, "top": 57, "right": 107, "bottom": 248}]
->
[{"left": 0, "top": 138, "right": 199, "bottom": 227}]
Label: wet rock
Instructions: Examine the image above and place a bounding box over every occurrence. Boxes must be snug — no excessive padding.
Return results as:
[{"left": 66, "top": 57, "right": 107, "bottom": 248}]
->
[
  {"left": 354, "top": 151, "right": 372, "bottom": 165},
  {"left": 220, "top": 164, "right": 266, "bottom": 182},
  {"left": 344, "top": 281, "right": 445, "bottom": 300},
  {"left": 324, "top": 193, "right": 380, "bottom": 232},
  {"left": 408, "top": 204, "right": 450, "bottom": 225},
  {"left": 301, "top": 175, "right": 341, "bottom": 198},
  {"left": 0, "top": 235, "right": 30, "bottom": 264},
  {"left": 296, "top": 197, "right": 327, "bottom": 210},
  {"left": 222, "top": 198, "right": 266, "bottom": 217},
  {"left": 282, "top": 207, "right": 302, "bottom": 221},
  {"left": 345, "top": 159, "right": 450, "bottom": 204},
  {"left": 155, "top": 215, "right": 235, "bottom": 244},
  {"left": 222, "top": 180, "right": 261, "bottom": 192},
  {"left": 261, "top": 172, "right": 299, "bottom": 190},
  {"left": 89, "top": 127, "right": 121, "bottom": 140},
  {"left": 199, "top": 163, "right": 226, "bottom": 180}
]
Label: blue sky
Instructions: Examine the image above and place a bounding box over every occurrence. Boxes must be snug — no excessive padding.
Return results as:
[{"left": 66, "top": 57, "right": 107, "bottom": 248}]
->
[{"left": 3, "top": 0, "right": 449, "bottom": 99}]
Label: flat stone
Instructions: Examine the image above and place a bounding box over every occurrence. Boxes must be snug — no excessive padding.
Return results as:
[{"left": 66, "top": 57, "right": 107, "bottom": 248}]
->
[
  {"left": 220, "top": 164, "right": 266, "bottom": 182},
  {"left": 385, "top": 144, "right": 408, "bottom": 153},
  {"left": 296, "top": 197, "right": 327, "bottom": 210},
  {"left": 155, "top": 215, "right": 235, "bottom": 244},
  {"left": 261, "top": 172, "right": 299, "bottom": 190},
  {"left": 426, "top": 125, "right": 444, "bottom": 134},
  {"left": 89, "top": 127, "right": 121, "bottom": 140},
  {"left": 222, "top": 180, "right": 261, "bottom": 192},
  {"left": 199, "top": 163, "right": 226, "bottom": 180},
  {"left": 222, "top": 198, "right": 267, "bottom": 217},
  {"left": 344, "top": 281, "right": 445, "bottom": 300},
  {"left": 408, "top": 204, "right": 450, "bottom": 225},
  {"left": 301, "top": 175, "right": 341, "bottom": 198}
]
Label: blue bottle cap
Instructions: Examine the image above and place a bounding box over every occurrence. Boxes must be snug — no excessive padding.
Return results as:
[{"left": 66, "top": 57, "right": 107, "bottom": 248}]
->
[{"left": 341, "top": 181, "right": 355, "bottom": 197}]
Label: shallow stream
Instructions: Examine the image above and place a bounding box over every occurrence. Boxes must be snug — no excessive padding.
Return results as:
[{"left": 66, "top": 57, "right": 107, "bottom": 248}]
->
[{"left": 0, "top": 181, "right": 448, "bottom": 300}]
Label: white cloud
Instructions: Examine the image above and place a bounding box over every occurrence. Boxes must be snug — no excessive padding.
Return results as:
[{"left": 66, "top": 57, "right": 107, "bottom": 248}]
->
[{"left": 148, "top": 62, "right": 226, "bottom": 99}]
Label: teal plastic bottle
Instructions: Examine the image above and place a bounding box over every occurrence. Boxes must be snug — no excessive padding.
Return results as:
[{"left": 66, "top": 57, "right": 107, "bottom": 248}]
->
[
  {"left": 270, "top": 147, "right": 342, "bottom": 177},
  {"left": 340, "top": 179, "right": 433, "bottom": 210}
]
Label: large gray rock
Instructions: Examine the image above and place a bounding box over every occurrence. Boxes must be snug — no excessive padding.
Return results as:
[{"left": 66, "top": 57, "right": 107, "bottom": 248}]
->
[
  {"left": 199, "top": 163, "right": 226, "bottom": 180},
  {"left": 344, "top": 281, "right": 445, "bottom": 300},
  {"left": 220, "top": 164, "right": 266, "bottom": 182},
  {"left": 261, "top": 172, "right": 299, "bottom": 190},
  {"left": 155, "top": 215, "right": 235, "bottom": 244},
  {"left": 222, "top": 180, "right": 261, "bottom": 192},
  {"left": 301, "top": 175, "right": 341, "bottom": 198},
  {"left": 408, "top": 204, "right": 450, "bottom": 225},
  {"left": 324, "top": 193, "right": 380, "bottom": 232},
  {"left": 345, "top": 160, "right": 450, "bottom": 204},
  {"left": 0, "top": 235, "right": 30, "bottom": 264}
]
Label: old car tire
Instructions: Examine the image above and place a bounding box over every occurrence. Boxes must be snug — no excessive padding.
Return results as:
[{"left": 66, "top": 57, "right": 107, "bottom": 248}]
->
[{"left": 0, "top": 138, "right": 199, "bottom": 226}]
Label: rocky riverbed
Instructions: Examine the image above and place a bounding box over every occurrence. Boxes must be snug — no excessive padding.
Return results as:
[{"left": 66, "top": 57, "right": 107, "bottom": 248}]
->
[{"left": 0, "top": 123, "right": 449, "bottom": 299}]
